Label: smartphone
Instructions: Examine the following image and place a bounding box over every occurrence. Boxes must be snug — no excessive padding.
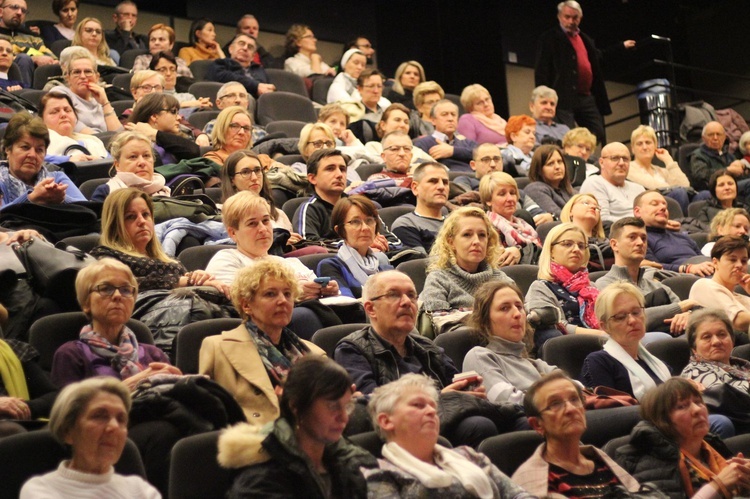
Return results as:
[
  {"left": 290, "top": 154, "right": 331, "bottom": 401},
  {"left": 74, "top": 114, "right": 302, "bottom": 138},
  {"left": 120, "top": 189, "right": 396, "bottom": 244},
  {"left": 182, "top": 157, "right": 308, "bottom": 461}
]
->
[
  {"left": 313, "top": 277, "right": 331, "bottom": 286},
  {"left": 453, "top": 371, "right": 480, "bottom": 391}
]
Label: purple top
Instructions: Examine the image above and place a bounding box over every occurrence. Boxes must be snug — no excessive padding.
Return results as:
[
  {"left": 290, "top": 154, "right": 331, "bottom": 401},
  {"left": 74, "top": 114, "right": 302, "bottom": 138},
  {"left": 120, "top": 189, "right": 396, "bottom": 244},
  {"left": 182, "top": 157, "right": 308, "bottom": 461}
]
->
[
  {"left": 51, "top": 340, "right": 169, "bottom": 387},
  {"left": 457, "top": 113, "right": 507, "bottom": 145}
]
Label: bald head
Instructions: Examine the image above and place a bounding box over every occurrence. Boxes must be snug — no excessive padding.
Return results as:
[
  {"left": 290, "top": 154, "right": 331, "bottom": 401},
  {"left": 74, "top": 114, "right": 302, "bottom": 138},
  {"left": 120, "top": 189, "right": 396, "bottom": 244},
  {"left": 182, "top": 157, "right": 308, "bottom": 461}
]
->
[
  {"left": 598, "top": 142, "right": 631, "bottom": 187},
  {"left": 702, "top": 121, "right": 727, "bottom": 152}
]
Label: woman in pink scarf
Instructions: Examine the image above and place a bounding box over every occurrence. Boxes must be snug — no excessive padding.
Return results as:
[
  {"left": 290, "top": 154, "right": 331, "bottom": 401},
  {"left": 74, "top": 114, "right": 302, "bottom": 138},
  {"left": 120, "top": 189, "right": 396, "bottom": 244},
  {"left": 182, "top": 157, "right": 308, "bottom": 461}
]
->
[{"left": 457, "top": 84, "right": 507, "bottom": 146}]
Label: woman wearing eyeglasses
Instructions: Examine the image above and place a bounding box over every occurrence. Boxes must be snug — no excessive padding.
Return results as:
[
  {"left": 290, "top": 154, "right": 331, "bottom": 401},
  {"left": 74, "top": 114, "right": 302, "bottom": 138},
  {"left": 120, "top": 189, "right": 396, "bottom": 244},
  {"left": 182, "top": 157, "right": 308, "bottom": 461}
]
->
[
  {"left": 525, "top": 223, "right": 607, "bottom": 354},
  {"left": 72, "top": 17, "right": 117, "bottom": 66},
  {"left": 318, "top": 196, "right": 392, "bottom": 299},
  {"left": 149, "top": 51, "right": 211, "bottom": 111},
  {"left": 457, "top": 84, "right": 507, "bottom": 146},
  {"left": 204, "top": 106, "right": 258, "bottom": 167}
]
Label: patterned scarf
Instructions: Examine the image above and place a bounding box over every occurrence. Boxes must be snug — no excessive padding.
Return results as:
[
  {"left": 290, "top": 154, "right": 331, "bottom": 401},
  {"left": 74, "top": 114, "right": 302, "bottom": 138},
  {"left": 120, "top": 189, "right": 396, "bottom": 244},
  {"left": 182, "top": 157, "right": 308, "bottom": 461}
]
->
[
  {"left": 487, "top": 211, "right": 541, "bottom": 248},
  {"left": 337, "top": 242, "right": 381, "bottom": 286},
  {"left": 678, "top": 442, "right": 727, "bottom": 497},
  {"left": 245, "top": 322, "right": 310, "bottom": 387},
  {"left": 550, "top": 261, "right": 599, "bottom": 328},
  {"left": 690, "top": 353, "right": 750, "bottom": 381},
  {"left": 79, "top": 324, "right": 144, "bottom": 379},
  {"left": 0, "top": 162, "right": 53, "bottom": 204}
]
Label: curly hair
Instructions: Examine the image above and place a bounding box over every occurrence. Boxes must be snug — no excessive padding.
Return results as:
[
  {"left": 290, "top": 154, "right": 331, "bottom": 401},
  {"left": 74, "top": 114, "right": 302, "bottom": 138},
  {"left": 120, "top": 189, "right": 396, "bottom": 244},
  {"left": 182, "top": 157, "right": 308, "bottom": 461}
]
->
[
  {"left": 231, "top": 259, "right": 300, "bottom": 321},
  {"left": 284, "top": 24, "right": 310, "bottom": 57},
  {"left": 708, "top": 207, "right": 750, "bottom": 242},
  {"left": 428, "top": 206, "right": 500, "bottom": 271}
]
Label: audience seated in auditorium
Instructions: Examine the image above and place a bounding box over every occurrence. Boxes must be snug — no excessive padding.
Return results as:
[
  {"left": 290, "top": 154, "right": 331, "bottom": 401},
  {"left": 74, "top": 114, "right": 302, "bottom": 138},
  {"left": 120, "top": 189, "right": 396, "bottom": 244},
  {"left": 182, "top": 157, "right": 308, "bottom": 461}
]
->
[
  {"left": 132, "top": 23, "right": 193, "bottom": 77},
  {"left": 524, "top": 144, "right": 574, "bottom": 218},
  {"left": 580, "top": 141, "right": 644, "bottom": 223},
  {"left": 529, "top": 85, "right": 570, "bottom": 146},
  {"left": 392, "top": 162, "right": 449, "bottom": 256},
  {"left": 318, "top": 103, "right": 362, "bottom": 149},
  {"left": 39, "top": 0, "right": 77, "bottom": 47},
  {"left": 0, "top": 0, "right": 57, "bottom": 86},
  {"left": 385, "top": 60, "right": 425, "bottom": 110},
  {"left": 206, "top": 33, "right": 274, "bottom": 99},
  {"left": 362, "top": 104, "right": 432, "bottom": 163},
  {"left": 411, "top": 80, "right": 444, "bottom": 136},
  {"left": 696, "top": 168, "right": 750, "bottom": 225},
  {"left": 500, "top": 115, "right": 536, "bottom": 176},
  {"left": 205, "top": 106, "right": 267, "bottom": 167},
  {"left": 457, "top": 84, "right": 507, "bottom": 146},
  {"left": 634, "top": 190, "right": 714, "bottom": 276},
  {"left": 104, "top": 0, "right": 147, "bottom": 55},
  {"left": 283, "top": 24, "right": 335, "bottom": 77},
  {"left": 0, "top": 38, "right": 26, "bottom": 91},
  {"left": 149, "top": 51, "right": 210, "bottom": 110},
  {"left": 351, "top": 68, "right": 391, "bottom": 123},
  {"left": 40, "top": 92, "right": 109, "bottom": 163},
  {"left": 414, "top": 99, "right": 477, "bottom": 173},
  {"left": 326, "top": 48, "right": 367, "bottom": 104},
  {"left": 512, "top": 371, "right": 640, "bottom": 496},
  {"left": 72, "top": 17, "right": 117, "bottom": 66},
  {"left": 690, "top": 121, "right": 749, "bottom": 194},
  {"left": 596, "top": 217, "right": 697, "bottom": 335},
  {"left": 178, "top": 18, "right": 224, "bottom": 65},
  {"left": 702, "top": 207, "right": 750, "bottom": 256},
  {"left": 202, "top": 82, "right": 263, "bottom": 142},
  {"left": 0, "top": 113, "right": 86, "bottom": 210},
  {"left": 559, "top": 193, "right": 615, "bottom": 271},
  {"left": 345, "top": 35, "right": 376, "bottom": 65}
]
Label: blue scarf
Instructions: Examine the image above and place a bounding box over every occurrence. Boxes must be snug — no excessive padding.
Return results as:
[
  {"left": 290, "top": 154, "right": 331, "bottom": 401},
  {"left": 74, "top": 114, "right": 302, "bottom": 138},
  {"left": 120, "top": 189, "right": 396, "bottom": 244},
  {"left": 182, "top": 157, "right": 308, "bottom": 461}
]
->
[{"left": 0, "top": 162, "right": 54, "bottom": 204}]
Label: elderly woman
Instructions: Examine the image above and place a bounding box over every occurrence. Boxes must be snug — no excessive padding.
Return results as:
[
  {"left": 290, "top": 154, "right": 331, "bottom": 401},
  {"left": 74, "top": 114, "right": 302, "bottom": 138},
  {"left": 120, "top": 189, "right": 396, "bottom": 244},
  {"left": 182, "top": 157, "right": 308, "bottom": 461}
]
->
[
  {"left": 19, "top": 378, "right": 160, "bottom": 498},
  {"left": 149, "top": 51, "right": 210, "bottom": 110},
  {"left": 127, "top": 70, "right": 165, "bottom": 106},
  {"left": 420, "top": 206, "right": 513, "bottom": 316},
  {"left": 365, "top": 373, "right": 533, "bottom": 498},
  {"left": 480, "top": 172, "right": 542, "bottom": 266},
  {"left": 353, "top": 69, "right": 391, "bottom": 122},
  {"left": 525, "top": 144, "right": 575, "bottom": 217},
  {"left": 40, "top": 0, "right": 77, "bottom": 46},
  {"left": 385, "top": 60, "right": 426, "bottom": 110},
  {"left": 318, "top": 103, "right": 361, "bottom": 148},
  {"left": 133, "top": 23, "right": 193, "bottom": 77},
  {"left": 615, "top": 378, "right": 750, "bottom": 497},
  {"left": 513, "top": 371, "right": 640, "bottom": 496},
  {"left": 563, "top": 126, "right": 600, "bottom": 180},
  {"left": 199, "top": 259, "right": 326, "bottom": 425},
  {"left": 204, "top": 106, "right": 263, "bottom": 167},
  {"left": 0, "top": 113, "right": 85, "bottom": 209},
  {"left": 457, "top": 84, "right": 507, "bottom": 146},
  {"left": 464, "top": 281, "right": 557, "bottom": 405},
  {"left": 177, "top": 18, "right": 225, "bottom": 65},
  {"left": 501, "top": 115, "right": 536, "bottom": 176},
  {"left": 283, "top": 24, "right": 335, "bottom": 77},
  {"left": 49, "top": 47, "right": 122, "bottom": 133},
  {"left": 628, "top": 124, "right": 693, "bottom": 215},
  {"left": 90, "top": 131, "right": 169, "bottom": 202},
  {"left": 326, "top": 48, "right": 367, "bottom": 103},
  {"left": 702, "top": 207, "right": 750, "bottom": 256},
  {"left": 40, "top": 92, "right": 109, "bottom": 164},
  {"left": 72, "top": 17, "right": 117, "bottom": 66},
  {"left": 697, "top": 169, "right": 750, "bottom": 225},
  {"left": 690, "top": 236, "right": 750, "bottom": 333},
  {"left": 525, "top": 223, "right": 607, "bottom": 352},
  {"left": 219, "top": 356, "right": 376, "bottom": 498},
  {"left": 412, "top": 80, "right": 444, "bottom": 135},
  {"left": 318, "top": 195, "right": 392, "bottom": 298},
  {"left": 126, "top": 93, "right": 201, "bottom": 165}
]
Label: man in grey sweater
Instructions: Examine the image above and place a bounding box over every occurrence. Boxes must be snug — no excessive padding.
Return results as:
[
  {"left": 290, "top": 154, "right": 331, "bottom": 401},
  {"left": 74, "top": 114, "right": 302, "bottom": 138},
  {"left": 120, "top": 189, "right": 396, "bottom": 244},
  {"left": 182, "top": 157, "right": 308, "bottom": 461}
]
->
[{"left": 596, "top": 216, "right": 697, "bottom": 335}]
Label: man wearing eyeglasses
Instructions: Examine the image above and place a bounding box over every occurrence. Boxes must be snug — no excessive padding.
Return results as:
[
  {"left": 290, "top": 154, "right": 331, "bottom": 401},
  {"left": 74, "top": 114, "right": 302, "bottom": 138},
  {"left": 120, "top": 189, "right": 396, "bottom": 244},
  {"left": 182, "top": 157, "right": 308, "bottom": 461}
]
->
[
  {"left": 597, "top": 216, "right": 698, "bottom": 336},
  {"left": 0, "top": 0, "right": 57, "bottom": 86},
  {"left": 580, "top": 142, "right": 645, "bottom": 224},
  {"left": 202, "top": 81, "right": 257, "bottom": 136},
  {"left": 365, "top": 131, "right": 414, "bottom": 188},
  {"left": 206, "top": 33, "right": 275, "bottom": 98},
  {"left": 414, "top": 99, "right": 477, "bottom": 173}
]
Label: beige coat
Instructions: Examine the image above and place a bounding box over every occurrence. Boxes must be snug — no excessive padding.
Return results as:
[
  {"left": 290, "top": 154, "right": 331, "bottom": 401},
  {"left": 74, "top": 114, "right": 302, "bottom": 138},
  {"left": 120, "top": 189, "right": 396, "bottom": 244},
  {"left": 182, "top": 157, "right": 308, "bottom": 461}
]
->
[{"left": 199, "top": 324, "right": 325, "bottom": 426}]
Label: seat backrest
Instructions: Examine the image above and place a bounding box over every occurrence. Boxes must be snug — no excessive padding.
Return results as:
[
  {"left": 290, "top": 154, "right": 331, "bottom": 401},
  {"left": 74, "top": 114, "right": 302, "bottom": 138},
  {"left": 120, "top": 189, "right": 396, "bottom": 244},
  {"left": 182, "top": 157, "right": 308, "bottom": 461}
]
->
[
  {"left": 187, "top": 110, "right": 220, "bottom": 131},
  {"left": 311, "top": 77, "right": 334, "bottom": 104},
  {"left": 687, "top": 200, "right": 707, "bottom": 218},
  {"left": 177, "top": 244, "right": 235, "bottom": 272},
  {"left": 477, "top": 431, "right": 544, "bottom": 477},
  {"left": 79, "top": 178, "right": 109, "bottom": 199},
  {"left": 118, "top": 48, "right": 148, "bottom": 69},
  {"left": 688, "top": 232, "right": 708, "bottom": 249},
  {"left": 665, "top": 195, "right": 683, "bottom": 219},
  {"left": 282, "top": 196, "right": 310, "bottom": 222},
  {"left": 189, "top": 59, "right": 215, "bottom": 81},
  {"left": 174, "top": 318, "right": 242, "bottom": 374},
  {"left": 112, "top": 73, "right": 134, "bottom": 92},
  {"left": 515, "top": 176, "right": 531, "bottom": 190},
  {"left": 33, "top": 64, "right": 63, "bottom": 90},
  {"left": 733, "top": 344, "right": 750, "bottom": 362},
  {"left": 583, "top": 405, "right": 641, "bottom": 448},
  {"left": 265, "top": 68, "right": 308, "bottom": 97},
  {"left": 298, "top": 253, "right": 331, "bottom": 273},
  {"left": 17, "top": 88, "right": 45, "bottom": 108},
  {"left": 500, "top": 264, "right": 539, "bottom": 296},
  {"left": 541, "top": 334, "right": 606, "bottom": 379},
  {"left": 111, "top": 100, "right": 134, "bottom": 117},
  {"left": 256, "top": 91, "right": 317, "bottom": 126},
  {"left": 188, "top": 81, "right": 224, "bottom": 102},
  {"left": 0, "top": 430, "right": 144, "bottom": 499},
  {"left": 602, "top": 434, "right": 631, "bottom": 459},
  {"left": 276, "top": 154, "right": 304, "bottom": 166},
  {"left": 444, "top": 93, "right": 465, "bottom": 115},
  {"left": 50, "top": 38, "right": 72, "bottom": 57},
  {"left": 433, "top": 326, "right": 482, "bottom": 371},
  {"left": 536, "top": 221, "right": 562, "bottom": 244},
  {"left": 378, "top": 205, "right": 414, "bottom": 230},
  {"left": 265, "top": 119, "right": 308, "bottom": 138},
  {"left": 29, "top": 312, "right": 154, "bottom": 372},
  {"left": 311, "top": 323, "right": 369, "bottom": 358},
  {"left": 395, "top": 258, "right": 428, "bottom": 294},
  {"left": 60, "top": 234, "right": 100, "bottom": 253},
  {"left": 678, "top": 143, "right": 701, "bottom": 180},
  {"left": 725, "top": 433, "right": 750, "bottom": 457},
  {"left": 169, "top": 430, "right": 235, "bottom": 499},
  {"left": 355, "top": 162, "right": 385, "bottom": 180},
  {"left": 645, "top": 337, "right": 690, "bottom": 374},
  {"left": 662, "top": 274, "right": 700, "bottom": 301}
]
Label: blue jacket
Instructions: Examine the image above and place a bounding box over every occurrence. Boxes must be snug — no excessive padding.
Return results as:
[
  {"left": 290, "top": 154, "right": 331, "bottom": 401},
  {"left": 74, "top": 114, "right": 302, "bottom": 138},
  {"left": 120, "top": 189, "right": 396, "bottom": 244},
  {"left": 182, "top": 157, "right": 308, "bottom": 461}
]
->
[
  {"left": 413, "top": 135, "right": 477, "bottom": 173},
  {"left": 206, "top": 58, "right": 268, "bottom": 97}
]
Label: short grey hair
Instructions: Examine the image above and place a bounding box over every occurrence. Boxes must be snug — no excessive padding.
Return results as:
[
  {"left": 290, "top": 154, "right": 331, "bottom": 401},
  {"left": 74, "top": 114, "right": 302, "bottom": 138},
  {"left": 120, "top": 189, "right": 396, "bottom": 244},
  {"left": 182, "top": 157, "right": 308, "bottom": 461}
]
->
[
  {"left": 49, "top": 377, "right": 131, "bottom": 445},
  {"left": 217, "top": 81, "right": 245, "bottom": 99},
  {"left": 530, "top": 85, "right": 558, "bottom": 104},
  {"left": 381, "top": 130, "right": 410, "bottom": 148},
  {"left": 558, "top": 1, "right": 582, "bottom": 15},
  {"left": 368, "top": 374, "right": 440, "bottom": 439},
  {"left": 412, "top": 161, "right": 449, "bottom": 183},
  {"left": 362, "top": 270, "right": 411, "bottom": 301},
  {"left": 685, "top": 308, "right": 734, "bottom": 350},
  {"left": 429, "top": 99, "right": 458, "bottom": 119},
  {"left": 60, "top": 46, "right": 97, "bottom": 73},
  {"left": 702, "top": 121, "right": 724, "bottom": 137}
]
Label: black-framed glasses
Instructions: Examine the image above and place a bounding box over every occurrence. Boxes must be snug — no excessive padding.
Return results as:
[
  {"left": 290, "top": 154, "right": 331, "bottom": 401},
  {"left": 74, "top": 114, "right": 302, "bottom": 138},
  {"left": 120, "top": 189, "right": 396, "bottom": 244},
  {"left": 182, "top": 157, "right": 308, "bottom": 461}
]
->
[
  {"left": 69, "top": 69, "right": 96, "bottom": 77},
  {"left": 228, "top": 123, "right": 252, "bottom": 133},
  {"left": 160, "top": 108, "right": 179, "bottom": 115},
  {"left": 601, "top": 155, "right": 630, "bottom": 163},
  {"left": 92, "top": 284, "right": 135, "bottom": 298},
  {"left": 137, "top": 84, "right": 163, "bottom": 92},
  {"left": 540, "top": 396, "right": 584, "bottom": 414},
  {"left": 309, "top": 140, "right": 335, "bottom": 149},
  {"left": 477, "top": 155, "right": 502, "bottom": 164},
  {"left": 235, "top": 167, "right": 262, "bottom": 178},
  {"left": 218, "top": 92, "right": 249, "bottom": 101},
  {"left": 369, "top": 290, "right": 418, "bottom": 303}
]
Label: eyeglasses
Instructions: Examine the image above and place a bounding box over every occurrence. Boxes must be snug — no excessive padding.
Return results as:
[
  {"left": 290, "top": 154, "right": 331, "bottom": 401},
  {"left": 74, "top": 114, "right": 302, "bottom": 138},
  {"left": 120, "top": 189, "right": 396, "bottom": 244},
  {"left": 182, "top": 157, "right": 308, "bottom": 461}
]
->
[
  {"left": 552, "top": 240, "right": 587, "bottom": 251},
  {"left": 155, "top": 66, "right": 176, "bottom": 75},
  {"left": 137, "top": 84, "right": 163, "bottom": 92},
  {"left": 92, "top": 284, "right": 136, "bottom": 298},
  {"left": 160, "top": 108, "right": 179, "bottom": 115},
  {"left": 2, "top": 4, "right": 28, "bottom": 14},
  {"left": 235, "top": 167, "right": 262, "bottom": 178},
  {"left": 369, "top": 290, "right": 418, "bottom": 304},
  {"left": 300, "top": 34, "right": 316, "bottom": 40},
  {"left": 602, "top": 155, "right": 630, "bottom": 163},
  {"left": 384, "top": 145, "right": 413, "bottom": 153},
  {"left": 576, "top": 200, "right": 601, "bottom": 211},
  {"left": 83, "top": 27, "right": 102, "bottom": 35},
  {"left": 0, "top": 47, "right": 14, "bottom": 54},
  {"left": 477, "top": 155, "right": 502, "bottom": 164},
  {"left": 219, "top": 92, "right": 249, "bottom": 101},
  {"left": 69, "top": 69, "right": 95, "bottom": 77},
  {"left": 228, "top": 123, "right": 252, "bottom": 133},
  {"left": 233, "top": 40, "right": 256, "bottom": 50},
  {"left": 608, "top": 307, "right": 645, "bottom": 324},
  {"left": 309, "top": 140, "right": 335, "bottom": 149},
  {"left": 345, "top": 217, "right": 377, "bottom": 229},
  {"left": 540, "top": 396, "right": 584, "bottom": 414},
  {"left": 363, "top": 84, "right": 383, "bottom": 90},
  {"left": 324, "top": 399, "right": 356, "bottom": 415}
]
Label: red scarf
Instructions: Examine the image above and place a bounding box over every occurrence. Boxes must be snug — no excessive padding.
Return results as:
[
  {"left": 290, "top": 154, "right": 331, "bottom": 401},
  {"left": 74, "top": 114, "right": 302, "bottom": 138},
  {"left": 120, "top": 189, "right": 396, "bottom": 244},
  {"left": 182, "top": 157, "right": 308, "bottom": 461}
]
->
[{"left": 550, "top": 261, "right": 600, "bottom": 328}]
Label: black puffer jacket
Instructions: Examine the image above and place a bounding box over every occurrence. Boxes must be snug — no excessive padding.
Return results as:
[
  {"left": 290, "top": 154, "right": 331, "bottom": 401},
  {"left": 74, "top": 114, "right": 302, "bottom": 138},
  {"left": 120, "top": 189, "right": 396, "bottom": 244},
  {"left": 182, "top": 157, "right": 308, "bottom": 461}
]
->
[{"left": 614, "top": 420, "right": 732, "bottom": 499}]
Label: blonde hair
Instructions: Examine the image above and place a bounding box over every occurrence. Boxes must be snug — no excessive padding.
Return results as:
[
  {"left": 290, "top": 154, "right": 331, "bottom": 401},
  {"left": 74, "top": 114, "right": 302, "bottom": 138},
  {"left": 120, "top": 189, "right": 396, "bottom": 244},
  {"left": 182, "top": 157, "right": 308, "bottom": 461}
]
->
[
  {"left": 562, "top": 127, "right": 597, "bottom": 151},
  {"left": 412, "top": 81, "right": 444, "bottom": 110},
  {"left": 59, "top": 45, "right": 97, "bottom": 74},
  {"left": 210, "top": 106, "right": 253, "bottom": 151},
  {"left": 130, "top": 69, "right": 165, "bottom": 92},
  {"left": 459, "top": 84, "right": 490, "bottom": 113},
  {"left": 595, "top": 281, "right": 644, "bottom": 326},
  {"left": 298, "top": 123, "right": 335, "bottom": 161},
  {"left": 75, "top": 258, "right": 137, "bottom": 317},
  {"left": 222, "top": 190, "right": 271, "bottom": 230},
  {"left": 391, "top": 61, "right": 425, "bottom": 95},
  {"left": 537, "top": 222, "right": 590, "bottom": 280},
  {"left": 231, "top": 259, "right": 300, "bottom": 321},
  {"left": 318, "top": 103, "right": 350, "bottom": 126},
  {"left": 709, "top": 207, "right": 750, "bottom": 241},
  {"left": 560, "top": 193, "right": 605, "bottom": 238},
  {"left": 479, "top": 171, "right": 518, "bottom": 208},
  {"left": 428, "top": 206, "right": 501, "bottom": 271},
  {"left": 73, "top": 18, "right": 114, "bottom": 65},
  {"left": 630, "top": 125, "right": 658, "bottom": 151},
  {"left": 109, "top": 130, "right": 152, "bottom": 161}
]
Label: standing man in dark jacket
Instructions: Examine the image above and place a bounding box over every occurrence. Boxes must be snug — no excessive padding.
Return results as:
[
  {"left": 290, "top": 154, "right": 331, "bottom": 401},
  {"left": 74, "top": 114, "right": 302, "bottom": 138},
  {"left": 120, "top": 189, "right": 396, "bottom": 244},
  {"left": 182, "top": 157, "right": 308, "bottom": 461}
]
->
[
  {"left": 206, "top": 33, "right": 275, "bottom": 99},
  {"left": 535, "top": 1, "right": 634, "bottom": 145}
]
